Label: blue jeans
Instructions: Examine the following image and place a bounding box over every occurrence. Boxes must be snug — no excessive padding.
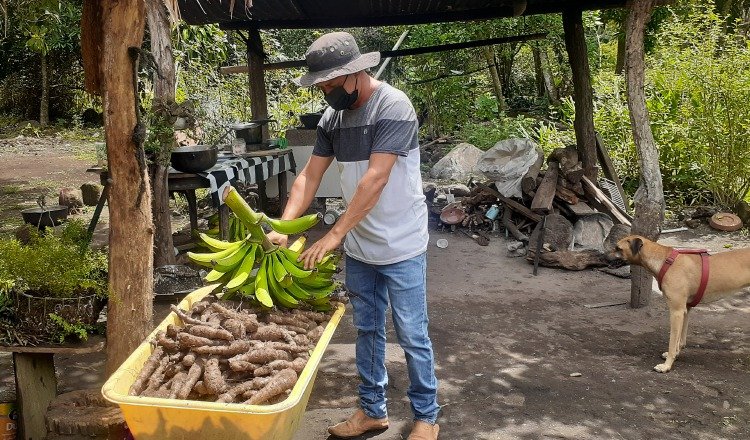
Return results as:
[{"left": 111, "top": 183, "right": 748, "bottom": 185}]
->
[{"left": 345, "top": 252, "right": 440, "bottom": 424}]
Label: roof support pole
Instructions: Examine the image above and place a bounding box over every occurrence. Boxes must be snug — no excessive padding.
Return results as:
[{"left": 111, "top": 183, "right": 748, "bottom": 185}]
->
[
  {"left": 247, "top": 27, "right": 269, "bottom": 140},
  {"left": 625, "top": 0, "right": 663, "bottom": 308},
  {"left": 563, "top": 8, "right": 598, "bottom": 182}
]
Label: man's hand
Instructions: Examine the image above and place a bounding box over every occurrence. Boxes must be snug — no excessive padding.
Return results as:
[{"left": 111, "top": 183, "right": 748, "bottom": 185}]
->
[
  {"left": 299, "top": 231, "right": 343, "bottom": 270},
  {"left": 266, "top": 230, "right": 288, "bottom": 248}
]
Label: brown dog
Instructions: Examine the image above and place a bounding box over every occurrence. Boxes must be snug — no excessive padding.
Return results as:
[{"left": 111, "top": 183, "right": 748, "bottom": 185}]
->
[{"left": 612, "top": 235, "right": 750, "bottom": 372}]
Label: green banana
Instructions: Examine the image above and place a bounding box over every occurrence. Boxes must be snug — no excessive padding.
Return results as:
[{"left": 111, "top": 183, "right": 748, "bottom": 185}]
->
[
  {"left": 270, "top": 253, "right": 293, "bottom": 287},
  {"left": 199, "top": 233, "right": 242, "bottom": 251},
  {"left": 266, "top": 265, "right": 300, "bottom": 309},
  {"left": 225, "top": 244, "right": 258, "bottom": 290},
  {"left": 213, "top": 242, "right": 252, "bottom": 268},
  {"left": 264, "top": 212, "right": 322, "bottom": 235},
  {"left": 297, "top": 273, "right": 336, "bottom": 288},
  {"left": 277, "top": 249, "right": 313, "bottom": 278},
  {"left": 188, "top": 240, "right": 244, "bottom": 264},
  {"left": 254, "top": 258, "right": 274, "bottom": 308},
  {"left": 205, "top": 267, "right": 230, "bottom": 282},
  {"left": 284, "top": 280, "right": 313, "bottom": 300}
]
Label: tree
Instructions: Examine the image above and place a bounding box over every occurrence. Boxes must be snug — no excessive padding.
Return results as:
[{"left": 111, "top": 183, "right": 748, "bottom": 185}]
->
[
  {"left": 6, "top": 0, "right": 80, "bottom": 125},
  {"left": 625, "top": 0, "right": 664, "bottom": 308}
]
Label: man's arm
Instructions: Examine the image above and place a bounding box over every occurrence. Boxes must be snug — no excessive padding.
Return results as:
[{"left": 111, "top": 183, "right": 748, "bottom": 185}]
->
[
  {"left": 267, "top": 154, "right": 333, "bottom": 246},
  {"left": 299, "top": 152, "right": 397, "bottom": 268}
]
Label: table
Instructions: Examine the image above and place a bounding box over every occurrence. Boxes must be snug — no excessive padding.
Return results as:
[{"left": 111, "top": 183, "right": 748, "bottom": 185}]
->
[
  {"left": 1, "top": 337, "right": 106, "bottom": 440},
  {"left": 89, "top": 149, "right": 296, "bottom": 239}
]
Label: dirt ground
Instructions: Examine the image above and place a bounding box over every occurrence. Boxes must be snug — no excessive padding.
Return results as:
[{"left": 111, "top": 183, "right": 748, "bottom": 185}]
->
[{"left": 1, "top": 139, "right": 749, "bottom": 439}]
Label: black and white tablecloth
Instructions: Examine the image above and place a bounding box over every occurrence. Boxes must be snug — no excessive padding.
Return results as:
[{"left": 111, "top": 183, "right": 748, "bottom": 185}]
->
[{"left": 169, "top": 150, "right": 296, "bottom": 206}]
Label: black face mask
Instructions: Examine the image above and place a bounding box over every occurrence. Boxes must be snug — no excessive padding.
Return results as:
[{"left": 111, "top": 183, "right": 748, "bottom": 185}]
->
[{"left": 324, "top": 74, "right": 359, "bottom": 111}]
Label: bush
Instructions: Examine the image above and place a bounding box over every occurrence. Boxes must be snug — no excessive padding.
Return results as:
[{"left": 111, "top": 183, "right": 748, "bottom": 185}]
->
[{"left": 0, "top": 220, "right": 108, "bottom": 300}]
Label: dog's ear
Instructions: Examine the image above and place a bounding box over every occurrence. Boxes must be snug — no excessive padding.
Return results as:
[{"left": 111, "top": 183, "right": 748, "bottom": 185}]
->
[{"left": 629, "top": 237, "right": 643, "bottom": 256}]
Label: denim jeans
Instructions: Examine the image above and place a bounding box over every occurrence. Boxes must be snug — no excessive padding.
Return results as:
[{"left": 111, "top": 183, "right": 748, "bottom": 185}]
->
[{"left": 345, "top": 252, "right": 440, "bottom": 424}]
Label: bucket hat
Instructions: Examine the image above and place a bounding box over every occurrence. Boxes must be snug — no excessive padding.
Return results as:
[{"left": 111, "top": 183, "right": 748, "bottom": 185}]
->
[{"left": 294, "top": 32, "right": 380, "bottom": 87}]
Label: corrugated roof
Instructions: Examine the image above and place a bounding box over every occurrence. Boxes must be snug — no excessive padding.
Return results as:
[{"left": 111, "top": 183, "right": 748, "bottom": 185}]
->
[{"left": 177, "top": 0, "right": 629, "bottom": 29}]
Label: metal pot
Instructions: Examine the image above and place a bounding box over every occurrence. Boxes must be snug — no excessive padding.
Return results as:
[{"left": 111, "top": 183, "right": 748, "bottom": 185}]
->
[
  {"left": 170, "top": 145, "right": 218, "bottom": 173},
  {"left": 21, "top": 205, "right": 68, "bottom": 228},
  {"left": 299, "top": 112, "right": 323, "bottom": 129},
  {"left": 230, "top": 119, "right": 274, "bottom": 145}
]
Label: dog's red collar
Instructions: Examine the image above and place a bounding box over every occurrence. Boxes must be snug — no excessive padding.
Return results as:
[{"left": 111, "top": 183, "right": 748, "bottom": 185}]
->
[{"left": 656, "top": 248, "right": 710, "bottom": 308}]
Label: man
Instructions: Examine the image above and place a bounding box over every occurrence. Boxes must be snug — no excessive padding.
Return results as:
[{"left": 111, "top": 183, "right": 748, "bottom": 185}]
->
[{"left": 267, "top": 32, "right": 440, "bottom": 439}]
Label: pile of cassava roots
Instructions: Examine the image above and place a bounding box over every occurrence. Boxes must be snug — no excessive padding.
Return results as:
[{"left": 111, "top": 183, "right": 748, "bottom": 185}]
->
[{"left": 128, "top": 298, "right": 334, "bottom": 405}]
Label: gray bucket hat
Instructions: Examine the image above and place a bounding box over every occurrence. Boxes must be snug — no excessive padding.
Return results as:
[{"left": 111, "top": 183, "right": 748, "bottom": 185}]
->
[{"left": 294, "top": 32, "right": 381, "bottom": 87}]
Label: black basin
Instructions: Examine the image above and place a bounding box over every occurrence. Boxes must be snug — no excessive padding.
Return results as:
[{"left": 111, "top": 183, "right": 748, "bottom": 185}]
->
[
  {"left": 21, "top": 205, "right": 68, "bottom": 228},
  {"left": 170, "top": 145, "right": 218, "bottom": 173}
]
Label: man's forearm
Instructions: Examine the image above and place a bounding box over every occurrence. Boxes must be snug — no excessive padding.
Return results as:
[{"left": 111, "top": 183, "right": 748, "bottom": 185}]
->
[{"left": 281, "top": 170, "right": 322, "bottom": 220}]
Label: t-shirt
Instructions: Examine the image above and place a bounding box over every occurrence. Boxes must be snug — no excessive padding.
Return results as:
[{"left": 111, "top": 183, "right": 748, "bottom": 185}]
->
[{"left": 313, "top": 82, "right": 428, "bottom": 265}]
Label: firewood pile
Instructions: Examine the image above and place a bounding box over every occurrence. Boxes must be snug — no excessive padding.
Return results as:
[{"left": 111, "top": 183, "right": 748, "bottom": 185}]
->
[{"left": 425, "top": 143, "right": 632, "bottom": 271}]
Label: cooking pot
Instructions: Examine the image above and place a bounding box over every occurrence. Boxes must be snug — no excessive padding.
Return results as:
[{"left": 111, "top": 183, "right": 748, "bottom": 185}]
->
[
  {"left": 170, "top": 145, "right": 218, "bottom": 173},
  {"left": 230, "top": 119, "right": 274, "bottom": 145},
  {"left": 21, "top": 205, "right": 68, "bottom": 228},
  {"left": 299, "top": 112, "right": 323, "bottom": 129}
]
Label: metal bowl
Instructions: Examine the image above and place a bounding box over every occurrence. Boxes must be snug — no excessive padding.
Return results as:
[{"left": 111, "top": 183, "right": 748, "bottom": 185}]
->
[
  {"left": 21, "top": 205, "right": 69, "bottom": 228},
  {"left": 170, "top": 145, "right": 218, "bottom": 173}
]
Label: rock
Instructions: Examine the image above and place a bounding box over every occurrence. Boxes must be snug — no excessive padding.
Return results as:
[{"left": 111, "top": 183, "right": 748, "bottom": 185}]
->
[
  {"left": 569, "top": 372, "right": 582, "bottom": 377},
  {"left": 734, "top": 201, "right": 750, "bottom": 226},
  {"left": 691, "top": 206, "right": 717, "bottom": 219},
  {"left": 685, "top": 218, "right": 703, "bottom": 229},
  {"left": 58, "top": 188, "right": 84, "bottom": 213},
  {"left": 429, "top": 142, "right": 483, "bottom": 181},
  {"left": 603, "top": 224, "right": 631, "bottom": 252},
  {"left": 528, "top": 213, "right": 573, "bottom": 252},
  {"left": 423, "top": 182, "right": 437, "bottom": 202},
  {"left": 445, "top": 184, "right": 471, "bottom": 197},
  {"left": 572, "top": 213, "right": 614, "bottom": 251},
  {"left": 80, "top": 181, "right": 104, "bottom": 206},
  {"left": 507, "top": 240, "right": 525, "bottom": 252}
]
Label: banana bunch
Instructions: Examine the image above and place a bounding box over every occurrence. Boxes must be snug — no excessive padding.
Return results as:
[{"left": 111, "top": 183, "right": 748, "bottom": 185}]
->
[{"left": 187, "top": 186, "right": 340, "bottom": 311}]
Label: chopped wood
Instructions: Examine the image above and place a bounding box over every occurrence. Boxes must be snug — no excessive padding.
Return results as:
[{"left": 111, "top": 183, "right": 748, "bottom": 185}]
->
[
  {"left": 582, "top": 176, "right": 632, "bottom": 226},
  {"left": 566, "top": 200, "right": 596, "bottom": 216},
  {"left": 475, "top": 183, "right": 541, "bottom": 223},
  {"left": 555, "top": 185, "right": 579, "bottom": 205},
  {"left": 521, "top": 149, "right": 545, "bottom": 195},
  {"left": 502, "top": 205, "right": 529, "bottom": 243},
  {"left": 531, "top": 162, "right": 559, "bottom": 213}
]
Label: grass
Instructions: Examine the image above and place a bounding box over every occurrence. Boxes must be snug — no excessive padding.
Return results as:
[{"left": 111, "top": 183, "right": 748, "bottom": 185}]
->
[{"left": 1, "top": 185, "right": 21, "bottom": 195}]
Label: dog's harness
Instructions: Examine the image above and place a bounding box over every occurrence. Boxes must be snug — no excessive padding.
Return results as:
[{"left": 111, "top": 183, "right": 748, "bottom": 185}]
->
[{"left": 657, "top": 249, "right": 710, "bottom": 308}]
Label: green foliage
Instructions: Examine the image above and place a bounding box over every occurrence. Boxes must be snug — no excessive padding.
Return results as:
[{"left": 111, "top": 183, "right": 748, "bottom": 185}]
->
[
  {"left": 0, "top": 220, "right": 108, "bottom": 299},
  {"left": 48, "top": 313, "right": 91, "bottom": 343}
]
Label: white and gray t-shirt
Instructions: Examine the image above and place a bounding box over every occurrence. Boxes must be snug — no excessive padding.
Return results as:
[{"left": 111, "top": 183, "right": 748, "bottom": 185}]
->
[{"left": 313, "top": 82, "right": 428, "bottom": 265}]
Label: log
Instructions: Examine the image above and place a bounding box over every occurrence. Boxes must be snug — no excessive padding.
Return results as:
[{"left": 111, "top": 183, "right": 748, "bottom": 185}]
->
[
  {"left": 526, "top": 249, "right": 610, "bottom": 270},
  {"left": 531, "top": 162, "right": 559, "bottom": 213},
  {"left": 502, "top": 206, "right": 529, "bottom": 243}
]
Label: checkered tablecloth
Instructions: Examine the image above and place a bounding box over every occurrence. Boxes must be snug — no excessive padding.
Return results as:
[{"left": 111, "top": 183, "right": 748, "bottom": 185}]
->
[{"left": 169, "top": 150, "right": 296, "bottom": 206}]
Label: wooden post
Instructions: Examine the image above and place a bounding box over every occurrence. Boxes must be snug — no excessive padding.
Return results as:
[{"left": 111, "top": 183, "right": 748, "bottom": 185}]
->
[
  {"left": 563, "top": 8, "right": 598, "bottom": 181},
  {"left": 146, "top": 0, "right": 176, "bottom": 267},
  {"left": 248, "top": 27, "right": 269, "bottom": 140},
  {"left": 99, "top": 0, "right": 154, "bottom": 375},
  {"left": 14, "top": 353, "right": 56, "bottom": 440},
  {"left": 625, "top": 0, "right": 663, "bottom": 308}
]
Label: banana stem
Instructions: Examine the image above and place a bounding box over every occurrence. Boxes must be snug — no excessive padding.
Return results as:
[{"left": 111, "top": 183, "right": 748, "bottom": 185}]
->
[{"left": 222, "top": 186, "right": 276, "bottom": 252}]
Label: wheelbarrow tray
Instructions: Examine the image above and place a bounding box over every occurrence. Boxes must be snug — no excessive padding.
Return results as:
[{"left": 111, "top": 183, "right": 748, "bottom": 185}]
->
[{"left": 101, "top": 284, "right": 345, "bottom": 440}]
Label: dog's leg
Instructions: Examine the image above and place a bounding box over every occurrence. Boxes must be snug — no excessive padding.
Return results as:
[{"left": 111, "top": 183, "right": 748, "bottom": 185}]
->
[
  {"left": 662, "top": 309, "right": 690, "bottom": 360},
  {"left": 655, "top": 304, "right": 687, "bottom": 373}
]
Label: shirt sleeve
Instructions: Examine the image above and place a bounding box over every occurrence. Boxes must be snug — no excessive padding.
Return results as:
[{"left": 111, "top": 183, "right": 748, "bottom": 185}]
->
[
  {"left": 312, "top": 125, "right": 334, "bottom": 157},
  {"left": 371, "top": 99, "right": 419, "bottom": 157}
]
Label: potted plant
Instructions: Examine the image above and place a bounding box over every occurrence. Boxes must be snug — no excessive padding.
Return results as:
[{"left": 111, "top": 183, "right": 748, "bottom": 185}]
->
[{"left": 0, "top": 220, "right": 108, "bottom": 345}]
